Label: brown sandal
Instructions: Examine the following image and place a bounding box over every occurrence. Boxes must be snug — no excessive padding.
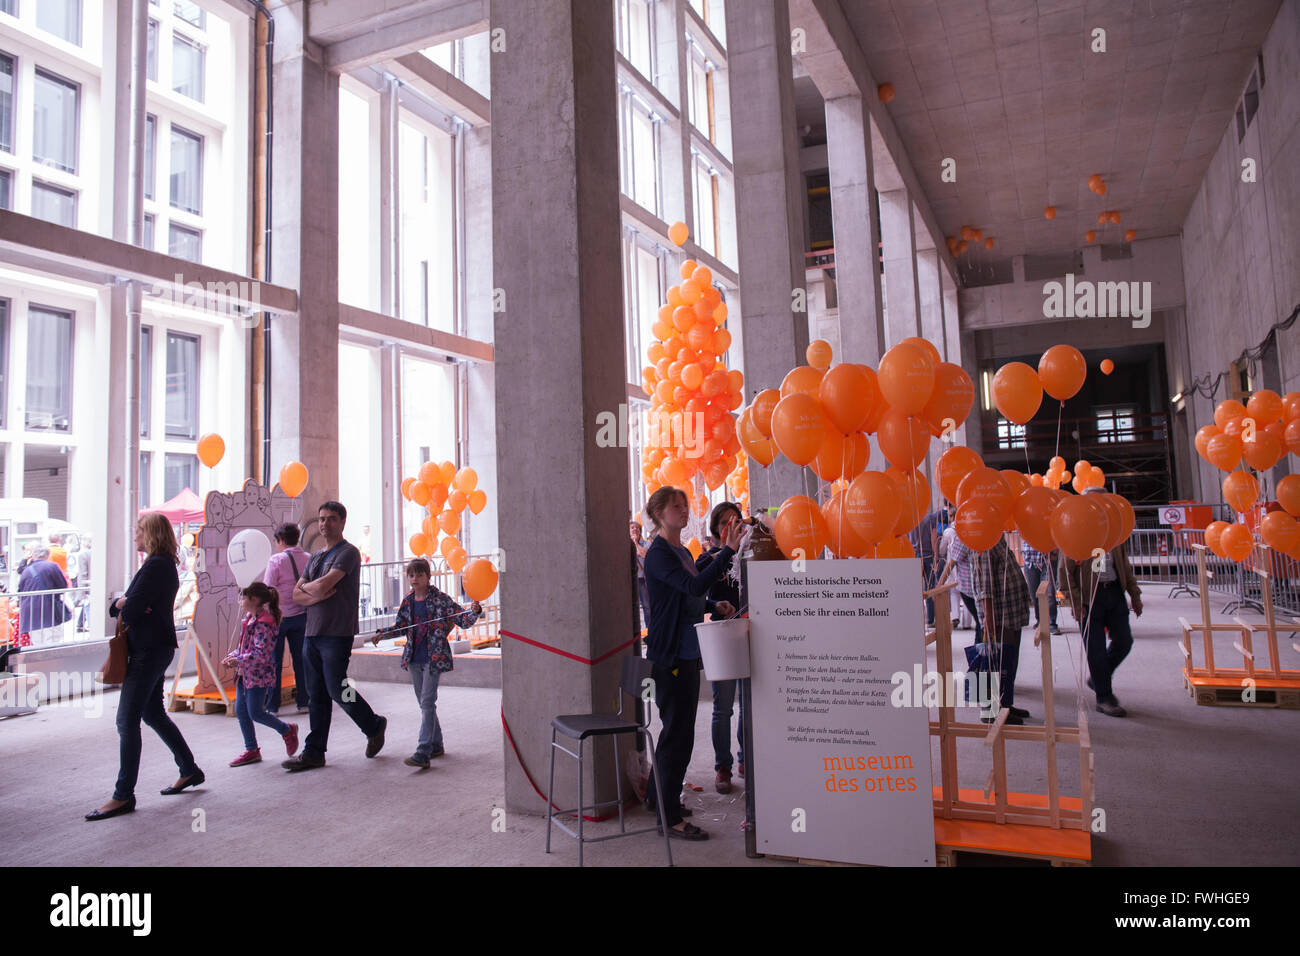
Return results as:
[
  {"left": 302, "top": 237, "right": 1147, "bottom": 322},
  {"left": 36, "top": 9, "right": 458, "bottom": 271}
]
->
[{"left": 666, "top": 822, "right": 708, "bottom": 841}]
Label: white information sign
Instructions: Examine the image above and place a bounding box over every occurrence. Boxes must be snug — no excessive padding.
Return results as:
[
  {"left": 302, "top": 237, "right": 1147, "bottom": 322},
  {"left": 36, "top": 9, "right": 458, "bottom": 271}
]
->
[
  {"left": 749, "top": 558, "right": 935, "bottom": 866},
  {"left": 1159, "top": 506, "right": 1187, "bottom": 525}
]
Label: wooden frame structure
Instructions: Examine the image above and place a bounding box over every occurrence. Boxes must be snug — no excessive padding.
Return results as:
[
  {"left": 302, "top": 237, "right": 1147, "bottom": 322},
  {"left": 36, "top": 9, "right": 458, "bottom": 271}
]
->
[
  {"left": 926, "top": 581, "right": 1094, "bottom": 860},
  {"left": 168, "top": 623, "right": 236, "bottom": 716},
  {"left": 1179, "top": 543, "right": 1300, "bottom": 707}
]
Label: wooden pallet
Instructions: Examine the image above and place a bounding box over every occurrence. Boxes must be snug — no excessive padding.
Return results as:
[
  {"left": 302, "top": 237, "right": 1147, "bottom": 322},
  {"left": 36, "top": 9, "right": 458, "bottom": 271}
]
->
[
  {"left": 1182, "top": 666, "right": 1300, "bottom": 708},
  {"left": 169, "top": 680, "right": 296, "bottom": 715}
]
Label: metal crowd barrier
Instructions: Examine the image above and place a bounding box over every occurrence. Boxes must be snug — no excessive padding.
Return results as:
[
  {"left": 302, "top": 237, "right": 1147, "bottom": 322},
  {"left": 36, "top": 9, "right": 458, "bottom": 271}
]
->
[
  {"left": 0, "top": 585, "right": 94, "bottom": 648},
  {"left": 356, "top": 556, "right": 501, "bottom": 647}
]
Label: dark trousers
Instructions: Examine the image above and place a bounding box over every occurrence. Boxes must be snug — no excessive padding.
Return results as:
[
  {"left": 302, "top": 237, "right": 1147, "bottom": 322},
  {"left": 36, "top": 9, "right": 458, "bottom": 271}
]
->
[
  {"left": 646, "top": 658, "right": 701, "bottom": 827},
  {"left": 961, "top": 592, "right": 983, "bottom": 645},
  {"left": 114, "top": 643, "right": 200, "bottom": 801},
  {"left": 711, "top": 678, "right": 744, "bottom": 770},
  {"left": 302, "top": 635, "right": 382, "bottom": 758},
  {"left": 1023, "top": 564, "right": 1058, "bottom": 626},
  {"left": 921, "top": 556, "right": 936, "bottom": 625},
  {"left": 1084, "top": 583, "right": 1134, "bottom": 701},
  {"left": 268, "top": 613, "right": 309, "bottom": 713},
  {"left": 990, "top": 627, "right": 1022, "bottom": 708}
]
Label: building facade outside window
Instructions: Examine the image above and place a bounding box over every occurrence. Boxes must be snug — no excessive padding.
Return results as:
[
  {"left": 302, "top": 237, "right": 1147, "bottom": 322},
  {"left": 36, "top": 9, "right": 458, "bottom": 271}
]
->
[
  {"left": 32, "top": 68, "right": 78, "bottom": 173},
  {"left": 36, "top": 0, "right": 81, "bottom": 46},
  {"left": 25, "top": 305, "right": 72, "bottom": 431}
]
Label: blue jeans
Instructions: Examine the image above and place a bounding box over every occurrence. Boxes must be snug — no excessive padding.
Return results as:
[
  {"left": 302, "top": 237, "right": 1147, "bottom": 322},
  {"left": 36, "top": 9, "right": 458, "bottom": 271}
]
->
[
  {"left": 1023, "top": 564, "right": 1058, "bottom": 626},
  {"left": 268, "top": 613, "right": 309, "bottom": 713},
  {"left": 302, "top": 634, "right": 382, "bottom": 758},
  {"left": 114, "top": 642, "right": 200, "bottom": 801},
  {"left": 410, "top": 665, "right": 444, "bottom": 759},
  {"left": 711, "top": 679, "right": 744, "bottom": 770},
  {"left": 234, "top": 678, "right": 291, "bottom": 751},
  {"left": 1084, "top": 583, "right": 1134, "bottom": 701}
]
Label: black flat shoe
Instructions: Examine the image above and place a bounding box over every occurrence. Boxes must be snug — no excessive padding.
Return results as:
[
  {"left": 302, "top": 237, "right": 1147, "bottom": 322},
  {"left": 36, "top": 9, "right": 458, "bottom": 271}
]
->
[
  {"left": 160, "top": 770, "right": 205, "bottom": 795},
  {"left": 86, "top": 797, "right": 136, "bottom": 821}
]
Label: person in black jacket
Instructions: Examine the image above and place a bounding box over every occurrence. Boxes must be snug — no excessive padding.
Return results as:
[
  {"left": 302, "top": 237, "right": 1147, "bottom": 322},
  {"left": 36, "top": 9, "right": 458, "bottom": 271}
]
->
[
  {"left": 642, "top": 486, "right": 740, "bottom": 841},
  {"left": 86, "top": 513, "right": 203, "bottom": 820}
]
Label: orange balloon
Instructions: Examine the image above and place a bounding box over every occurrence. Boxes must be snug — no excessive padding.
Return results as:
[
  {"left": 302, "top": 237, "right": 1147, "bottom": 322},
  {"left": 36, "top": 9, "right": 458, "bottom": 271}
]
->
[
  {"left": 780, "top": 365, "right": 826, "bottom": 398},
  {"left": 1214, "top": 400, "right": 1247, "bottom": 429},
  {"left": 1286, "top": 419, "right": 1300, "bottom": 457},
  {"left": 812, "top": 431, "right": 870, "bottom": 482},
  {"left": 420, "top": 461, "right": 442, "bottom": 484},
  {"left": 818, "top": 364, "right": 879, "bottom": 436},
  {"left": 876, "top": 409, "right": 930, "bottom": 469},
  {"left": 448, "top": 490, "right": 469, "bottom": 513},
  {"left": 770, "top": 393, "right": 829, "bottom": 466},
  {"left": 999, "top": 469, "right": 1030, "bottom": 499},
  {"left": 1051, "top": 494, "right": 1110, "bottom": 561},
  {"left": 1194, "top": 424, "right": 1221, "bottom": 461},
  {"left": 845, "top": 471, "right": 902, "bottom": 545},
  {"left": 920, "top": 363, "right": 974, "bottom": 437},
  {"left": 956, "top": 467, "right": 1012, "bottom": 520},
  {"left": 279, "top": 461, "right": 309, "bottom": 498},
  {"left": 1279, "top": 475, "right": 1300, "bottom": 516},
  {"left": 1205, "top": 433, "right": 1243, "bottom": 472},
  {"left": 954, "top": 500, "right": 1004, "bottom": 552},
  {"left": 400, "top": 477, "right": 416, "bottom": 501},
  {"left": 1242, "top": 432, "right": 1282, "bottom": 471},
  {"left": 1044, "top": 205, "right": 1057, "bottom": 220},
  {"left": 738, "top": 409, "right": 777, "bottom": 467},
  {"left": 878, "top": 342, "right": 935, "bottom": 415},
  {"left": 668, "top": 221, "right": 689, "bottom": 246},
  {"left": 446, "top": 549, "right": 469, "bottom": 573},
  {"left": 1283, "top": 392, "right": 1300, "bottom": 422},
  {"left": 1220, "top": 523, "right": 1253, "bottom": 563},
  {"left": 410, "top": 481, "right": 431, "bottom": 507},
  {"left": 1013, "top": 486, "right": 1059, "bottom": 553},
  {"left": 428, "top": 483, "right": 449, "bottom": 511},
  {"left": 468, "top": 489, "right": 488, "bottom": 515},
  {"left": 409, "top": 533, "right": 429, "bottom": 556},
  {"left": 1099, "top": 359, "right": 1114, "bottom": 375},
  {"left": 1091, "top": 493, "right": 1127, "bottom": 551},
  {"left": 1246, "top": 389, "right": 1283, "bottom": 425},
  {"left": 900, "top": 336, "right": 942, "bottom": 367},
  {"left": 936, "top": 446, "right": 982, "bottom": 505},
  {"left": 1261, "top": 511, "right": 1300, "bottom": 555},
  {"left": 1222, "top": 416, "right": 1246, "bottom": 438},
  {"left": 773, "top": 497, "right": 829, "bottom": 560},
  {"left": 439, "top": 510, "right": 463, "bottom": 535},
  {"left": 679, "top": 259, "right": 697, "bottom": 280},
  {"left": 438, "top": 461, "right": 457, "bottom": 486},
  {"left": 1204, "top": 521, "right": 1230, "bottom": 557},
  {"left": 1038, "top": 345, "right": 1087, "bottom": 402},
  {"left": 806, "top": 340, "right": 834, "bottom": 369},
  {"left": 823, "top": 492, "right": 870, "bottom": 558},
  {"left": 1222, "top": 471, "right": 1259, "bottom": 514},
  {"left": 888, "top": 467, "right": 931, "bottom": 536},
  {"left": 752, "top": 389, "right": 781, "bottom": 438},
  {"left": 197, "top": 433, "right": 225, "bottom": 468},
  {"left": 1110, "top": 493, "right": 1136, "bottom": 544},
  {"left": 991, "top": 362, "right": 1042, "bottom": 425}
]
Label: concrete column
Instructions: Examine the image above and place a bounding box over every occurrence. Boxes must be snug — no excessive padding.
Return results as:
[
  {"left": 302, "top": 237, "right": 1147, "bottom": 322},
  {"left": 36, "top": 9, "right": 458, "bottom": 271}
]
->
[
  {"left": 269, "top": 3, "right": 340, "bottom": 506},
  {"left": 916, "top": 246, "right": 943, "bottom": 502},
  {"left": 824, "top": 95, "right": 884, "bottom": 366},
  {"left": 378, "top": 78, "right": 400, "bottom": 316},
  {"left": 379, "top": 344, "right": 401, "bottom": 564},
  {"left": 724, "top": 0, "right": 813, "bottom": 506},
  {"left": 491, "top": 0, "right": 631, "bottom": 814},
  {"left": 940, "top": 267, "right": 965, "bottom": 447},
  {"left": 463, "top": 121, "right": 498, "bottom": 560},
  {"left": 879, "top": 188, "right": 920, "bottom": 348}
]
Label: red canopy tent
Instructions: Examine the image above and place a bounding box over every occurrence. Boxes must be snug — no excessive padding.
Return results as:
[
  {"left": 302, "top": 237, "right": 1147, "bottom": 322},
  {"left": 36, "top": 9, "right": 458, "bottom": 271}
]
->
[{"left": 140, "top": 487, "right": 205, "bottom": 523}]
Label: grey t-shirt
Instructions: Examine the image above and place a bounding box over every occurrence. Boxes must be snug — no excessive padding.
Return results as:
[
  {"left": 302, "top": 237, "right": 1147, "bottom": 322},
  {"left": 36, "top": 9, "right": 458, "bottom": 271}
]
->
[{"left": 303, "top": 540, "right": 361, "bottom": 637}]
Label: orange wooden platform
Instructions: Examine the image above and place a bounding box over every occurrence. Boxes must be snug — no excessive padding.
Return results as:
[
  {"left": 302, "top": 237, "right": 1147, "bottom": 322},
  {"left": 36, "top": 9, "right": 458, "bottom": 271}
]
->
[
  {"left": 931, "top": 787, "right": 1091, "bottom": 866},
  {"left": 1182, "top": 665, "right": 1300, "bottom": 707}
]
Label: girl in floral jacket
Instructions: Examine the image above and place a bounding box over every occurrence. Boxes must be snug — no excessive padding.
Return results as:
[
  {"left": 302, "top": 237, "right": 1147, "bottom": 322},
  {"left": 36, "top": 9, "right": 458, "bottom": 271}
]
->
[
  {"left": 224, "top": 582, "right": 299, "bottom": 766},
  {"left": 381, "top": 559, "right": 481, "bottom": 768}
]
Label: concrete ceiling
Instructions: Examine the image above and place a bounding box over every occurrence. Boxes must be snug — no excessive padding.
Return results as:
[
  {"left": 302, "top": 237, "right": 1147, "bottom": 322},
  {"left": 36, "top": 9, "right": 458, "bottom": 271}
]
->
[{"left": 833, "top": 0, "right": 1281, "bottom": 262}]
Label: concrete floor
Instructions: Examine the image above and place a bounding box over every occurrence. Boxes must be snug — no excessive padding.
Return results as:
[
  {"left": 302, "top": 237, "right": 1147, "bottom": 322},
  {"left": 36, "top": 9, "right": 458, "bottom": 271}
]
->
[{"left": 2, "top": 590, "right": 1298, "bottom": 867}]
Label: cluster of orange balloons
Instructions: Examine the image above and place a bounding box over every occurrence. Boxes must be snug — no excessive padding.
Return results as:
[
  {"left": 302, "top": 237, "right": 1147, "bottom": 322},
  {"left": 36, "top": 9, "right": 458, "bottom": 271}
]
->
[
  {"left": 400, "top": 461, "right": 490, "bottom": 579},
  {"left": 1194, "top": 390, "right": 1300, "bottom": 562},
  {"left": 945, "top": 226, "right": 993, "bottom": 257},
  {"left": 991, "top": 344, "right": 1088, "bottom": 426},
  {"left": 725, "top": 450, "right": 750, "bottom": 514},
  {"left": 639, "top": 256, "right": 745, "bottom": 497},
  {"left": 1088, "top": 173, "right": 1107, "bottom": 196}
]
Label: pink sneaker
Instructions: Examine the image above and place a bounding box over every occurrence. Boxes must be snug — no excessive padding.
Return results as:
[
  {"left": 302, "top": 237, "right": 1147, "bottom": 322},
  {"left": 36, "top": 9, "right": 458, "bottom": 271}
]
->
[
  {"left": 229, "top": 749, "right": 262, "bottom": 767},
  {"left": 283, "top": 724, "right": 299, "bottom": 757}
]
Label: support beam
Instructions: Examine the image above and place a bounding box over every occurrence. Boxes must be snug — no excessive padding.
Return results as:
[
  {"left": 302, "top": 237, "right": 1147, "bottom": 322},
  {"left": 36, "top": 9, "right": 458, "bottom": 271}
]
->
[
  {"left": 879, "top": 188, "right": 920, "bottom": 347},
  {"left": 321, "top": 0, "right": 488, "bottom": 73},
  {"left": 490, "top": 0, "right": 630, "bottom": 814},
  {"left": 389, "top": 53, "right": 491, "bottom": 127},
  {"left": 824, "top": 93, "right": 884, "bottom": 366}
]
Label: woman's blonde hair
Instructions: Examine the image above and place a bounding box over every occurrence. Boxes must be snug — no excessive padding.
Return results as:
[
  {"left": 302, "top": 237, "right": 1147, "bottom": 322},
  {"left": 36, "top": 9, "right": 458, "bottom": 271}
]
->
[{"left": 137, "top": 512, "right": 179, "bottom": 562}]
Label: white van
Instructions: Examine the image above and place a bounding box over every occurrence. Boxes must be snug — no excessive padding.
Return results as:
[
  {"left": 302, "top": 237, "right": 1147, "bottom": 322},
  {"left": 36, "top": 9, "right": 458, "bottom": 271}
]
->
[{"left": 0, "top": 499, "right": 85, "bottom": 592}]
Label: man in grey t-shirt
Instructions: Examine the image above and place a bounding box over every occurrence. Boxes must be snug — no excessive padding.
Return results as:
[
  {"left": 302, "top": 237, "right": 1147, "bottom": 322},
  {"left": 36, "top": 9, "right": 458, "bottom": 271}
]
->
[{"left": 282, "top": 501, "right": 387, "bottom": 770}]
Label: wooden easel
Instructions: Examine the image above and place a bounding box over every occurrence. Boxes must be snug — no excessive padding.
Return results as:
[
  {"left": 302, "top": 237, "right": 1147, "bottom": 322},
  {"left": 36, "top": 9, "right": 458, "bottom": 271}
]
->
[
  {"left": 167, "top": 623, "right": 235, "bottom": 715},
  {"left": 926, "top": 581, "right": 1094, "bottom": 864},
  {"left": 1180, "top": 543, "right": 1300, "bottom": 707}
]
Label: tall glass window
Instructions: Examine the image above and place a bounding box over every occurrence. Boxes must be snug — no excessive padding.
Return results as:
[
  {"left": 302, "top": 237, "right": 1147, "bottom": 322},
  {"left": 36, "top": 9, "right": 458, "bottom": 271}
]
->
[
  {"left": 0, "top": 1, "right": 15, "bottom": 17},
  {"left": 146, "top": 20, "right": 158, "bottom": 82},
  {"left": 144, "top": 114, "right": 156, "bottom": 199},
  {"left": 0, "top": 169, "right": 10, "bottom": 210},
  {"left": 142, "top": 212, "right": 154, "bottom": 249},
  {"left": 173, "top": 1, "right": 204, "bottom": 28},
  {"left": 164, "top": 452, "right": 197, "bottom": 499},
  {"left": 36, "top": 0, "right": 81, "bottom": 46},
  {"left": 688, "top": 50, "right": 711, "bottom": 136},
  {"left": 0, "top": 52, "right": 13, "bottom": 153},
  {"left": 169, "top": 125, "right": 202, "bottom": 213},
  {"left": 168, "top": 223, "right": 200, "bottom": 261},
  {"left": 33, "top": 69, "right": 79, "bottom": 173},
  {"left": 139, "top": 326, "right": 152, "bottom": 437},
  {"left": 31, "top": 181, "right": 76, "bottom": 226},
  {"left": 621, "top": 96, "right": 659, "bottom": 215},
  {"left": 164, "top": 331, "right": 198, "bottom": 439},
  {"left": 25, "top": 306, "right": 73, "bottom": 431},
  {"left": 0, "top": 298, "right": 8, "bottom": 427},
  {"left": 617, "top": 0, "right": 653, "bottom": 81},
  {"left": 139, "top": 451, "right": 151, "bottom": 506},
  {"left": 172, "top": 34, "right": 205, "bottom": 102},
  {"left": 692, "top": 156, "right": 717, "bottom": 255}
]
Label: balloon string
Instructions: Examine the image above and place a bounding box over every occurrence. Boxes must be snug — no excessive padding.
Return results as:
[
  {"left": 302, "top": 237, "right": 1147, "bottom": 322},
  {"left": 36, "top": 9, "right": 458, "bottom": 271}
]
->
[{"left": 1054, "top": 401, "right": 1064, "bottom": 463}]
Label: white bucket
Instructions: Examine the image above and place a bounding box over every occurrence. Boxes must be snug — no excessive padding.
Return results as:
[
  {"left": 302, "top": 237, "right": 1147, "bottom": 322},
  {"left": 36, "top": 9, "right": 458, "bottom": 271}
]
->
[{"left": 695, "top": 618, "right": 751, "bottom": 681}]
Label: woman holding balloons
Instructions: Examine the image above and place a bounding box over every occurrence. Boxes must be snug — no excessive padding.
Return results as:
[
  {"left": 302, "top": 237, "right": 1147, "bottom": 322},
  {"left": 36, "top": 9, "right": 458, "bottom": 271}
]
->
[
  {"left": 86, "top": 513, "right": 204, "bottom": 820},
  {"left": 642, "top": 486, "right": 740, "bottom": 840}
]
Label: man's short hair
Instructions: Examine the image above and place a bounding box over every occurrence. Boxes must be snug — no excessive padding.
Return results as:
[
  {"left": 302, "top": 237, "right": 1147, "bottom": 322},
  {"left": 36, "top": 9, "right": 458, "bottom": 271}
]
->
[
  {"left": 274, "top": 523, "right": 301, "bottom": 546},
  {"left": 33, "top": 548, "right": 50, "bottom": 560},
  {"left": 319, "top": 501, "right": 347, "bottom": 522},
  {"left": 405, "top": 558, "right": 431, "bottom": 577},
  {"left": 48, "top": 533, "right": 60, "bottom": 544}
]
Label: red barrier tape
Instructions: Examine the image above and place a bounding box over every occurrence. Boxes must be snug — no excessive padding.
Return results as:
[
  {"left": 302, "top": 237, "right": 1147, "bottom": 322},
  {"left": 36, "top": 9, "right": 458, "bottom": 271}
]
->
[{"left": 499, "top": 629, "right": 640, "bottom": 666}]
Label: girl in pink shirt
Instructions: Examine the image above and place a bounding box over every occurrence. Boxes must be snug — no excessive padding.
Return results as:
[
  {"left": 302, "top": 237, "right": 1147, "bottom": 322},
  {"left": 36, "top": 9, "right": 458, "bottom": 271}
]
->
[{"left": 224, "top": 583, "right": 299, "bottom": 766}]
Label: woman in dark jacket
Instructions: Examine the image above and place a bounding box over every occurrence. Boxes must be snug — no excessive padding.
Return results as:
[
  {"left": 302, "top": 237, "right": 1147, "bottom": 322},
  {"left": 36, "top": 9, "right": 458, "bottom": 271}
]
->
[
  {"left": 86, "top": 513, "right": 204, "bottom": 820},
  {"left": 642, "top": 486, "right": 740, "bottom": 841},
  {"left": 697, "top": 502, "right": 744, "bottom": 793}
]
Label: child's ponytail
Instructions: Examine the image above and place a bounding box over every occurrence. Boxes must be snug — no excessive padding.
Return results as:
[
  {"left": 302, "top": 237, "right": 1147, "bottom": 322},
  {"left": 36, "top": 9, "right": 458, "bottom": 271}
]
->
[{"left": 241, "top": 581, "right": 282, "bottom": 627}]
